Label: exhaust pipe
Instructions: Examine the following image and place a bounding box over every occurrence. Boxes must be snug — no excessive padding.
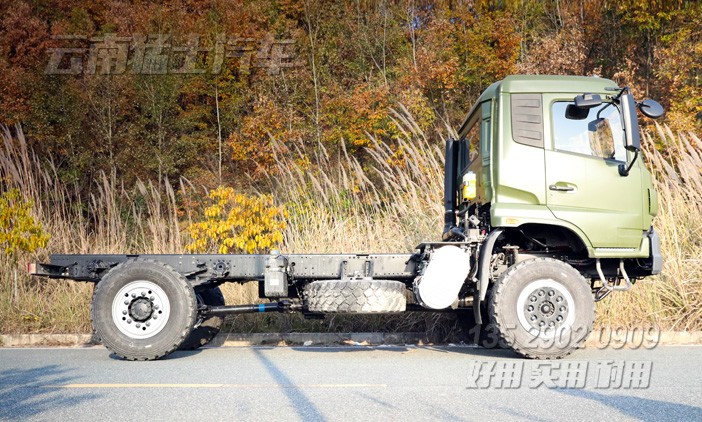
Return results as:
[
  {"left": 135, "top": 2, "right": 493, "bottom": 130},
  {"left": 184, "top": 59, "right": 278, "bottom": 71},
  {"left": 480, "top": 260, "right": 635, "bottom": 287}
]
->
[{"left": 442, "top": 138, "right": 458, "bottom": 240}]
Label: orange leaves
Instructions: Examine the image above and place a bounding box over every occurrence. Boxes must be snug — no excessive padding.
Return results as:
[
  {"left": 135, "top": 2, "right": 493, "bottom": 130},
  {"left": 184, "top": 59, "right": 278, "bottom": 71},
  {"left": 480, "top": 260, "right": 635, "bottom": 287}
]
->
[
  {"left": 397, "top": 5, "right": 520, "bottom": 109},
  {"left": 654, "top": 22, "right": 702, "bottom": 132},
  {"left": 186, "top": 186, "right": 287, "bottom": 254},
  {"left": 517, "top": 23, "right": 585, "bottom": 75},
  {"left": 322, "top": 84, "right": 398, "bottom": 148},
  {"left": 228, "top": 95, "right": 305, "bottom": 176},
  {"left": 4, "top": 0, "right": 702, "bottom": 192}
]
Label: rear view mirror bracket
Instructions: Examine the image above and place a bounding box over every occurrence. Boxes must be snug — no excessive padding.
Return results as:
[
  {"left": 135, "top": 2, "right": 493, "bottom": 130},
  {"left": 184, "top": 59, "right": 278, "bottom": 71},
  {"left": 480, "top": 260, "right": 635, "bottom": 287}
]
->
[
  {"left": 620, "top": 92, "right": 641, "bottom": 152},
  {"left": 574, "top": 93, "right": 603, "bottom": 109},
  {"left": 618, "top": 150, "right": 639, "bottom": 177},
  {"left": 616, "top": 88, "right": 642, "bottom": 176}
]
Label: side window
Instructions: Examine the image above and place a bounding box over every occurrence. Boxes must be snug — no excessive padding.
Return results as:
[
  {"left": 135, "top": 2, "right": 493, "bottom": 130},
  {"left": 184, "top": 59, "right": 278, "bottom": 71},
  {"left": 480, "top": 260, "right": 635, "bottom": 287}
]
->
[
  {"left": 552, "top": 102, "right": 626, "bottom": 161},
  {"left": 480, "top": 100, "right": 491, "bottom": 165},
  {"left": 458, "top": 100, "right": 490, "bottom": 175},
  {"left": 466, "top": 118, "right": 480, "bottom": 163}
]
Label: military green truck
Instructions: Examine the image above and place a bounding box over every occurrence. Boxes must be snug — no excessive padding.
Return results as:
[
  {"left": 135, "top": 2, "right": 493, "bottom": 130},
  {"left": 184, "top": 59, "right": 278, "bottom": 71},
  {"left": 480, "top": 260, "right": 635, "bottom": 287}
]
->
[{"left": 30, "top": 75, "right": 664, "bottom": 360}]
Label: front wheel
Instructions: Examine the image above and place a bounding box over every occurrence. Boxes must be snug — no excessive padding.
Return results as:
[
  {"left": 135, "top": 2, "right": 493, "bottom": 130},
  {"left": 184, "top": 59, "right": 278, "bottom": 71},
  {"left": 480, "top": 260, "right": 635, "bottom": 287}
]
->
[
  {"left": 489, "top": 258, "right": 594, "bottom": 359},
  {"left": 91, "top": 259, "right": 197, "bottom": 360}
]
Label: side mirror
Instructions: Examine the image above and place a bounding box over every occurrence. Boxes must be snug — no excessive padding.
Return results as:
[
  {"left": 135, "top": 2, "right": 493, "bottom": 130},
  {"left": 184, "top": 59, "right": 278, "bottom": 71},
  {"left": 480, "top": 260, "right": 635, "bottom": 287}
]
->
[
  {"left": 620, "top": 93, "right": 640, "bottom": 152},
  {"left": 588, "top": 117, "right": 610, "bottom": 136},
  {"left": 588, "top": 117, "right": 614, "bottom": 158},
  {"left": 565, "top": 104, "right": 589, "bottom": 120},
  {"left": 574, "top": 93, "right": 602, "bottom": 109},
  {"left": 638, "top": 99, "right": 665, "bottom": 119}
]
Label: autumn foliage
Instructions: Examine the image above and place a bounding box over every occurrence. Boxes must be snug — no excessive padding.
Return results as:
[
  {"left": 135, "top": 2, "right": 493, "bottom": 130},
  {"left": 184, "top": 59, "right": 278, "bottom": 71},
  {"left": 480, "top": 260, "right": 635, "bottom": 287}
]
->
[
  {"left": 0, "top": 189, "right": 49, "bottom": 258},
  {"left": 2, "top": 0, "right": 702, "bottom": 334},
  {"left": 186, "top": 186, "right": 286, "bottom": 254},
  {"left": 1, "top": 0, "right": 700, "bottom": 192}
]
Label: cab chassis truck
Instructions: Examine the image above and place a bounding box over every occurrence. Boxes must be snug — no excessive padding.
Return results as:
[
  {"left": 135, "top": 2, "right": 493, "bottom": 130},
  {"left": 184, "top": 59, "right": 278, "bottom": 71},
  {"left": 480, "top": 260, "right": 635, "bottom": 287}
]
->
[{"left": 30, "top": 75, "right": 664, "bottom": 360}]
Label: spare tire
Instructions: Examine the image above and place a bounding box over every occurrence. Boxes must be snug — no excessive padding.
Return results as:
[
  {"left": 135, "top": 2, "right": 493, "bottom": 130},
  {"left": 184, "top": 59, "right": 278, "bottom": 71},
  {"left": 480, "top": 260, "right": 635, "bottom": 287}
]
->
[{"left": 304, "top": 279, "right": 406, "bottom": 313}]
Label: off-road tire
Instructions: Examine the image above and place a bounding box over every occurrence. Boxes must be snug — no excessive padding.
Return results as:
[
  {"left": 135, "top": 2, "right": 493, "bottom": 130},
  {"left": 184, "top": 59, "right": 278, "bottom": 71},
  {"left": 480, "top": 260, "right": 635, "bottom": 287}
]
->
[
  {"left": 304, "top": 279, "right": 406, "bottom": 313},
  {"left": 91, "top": 259, "right": 197, "bottom": 361},
  {"left": 489, "top": 258, "right": 594, "bottom": 359},
  {"left": 179, "top": 286, "right": 225, "bottom": 350}
]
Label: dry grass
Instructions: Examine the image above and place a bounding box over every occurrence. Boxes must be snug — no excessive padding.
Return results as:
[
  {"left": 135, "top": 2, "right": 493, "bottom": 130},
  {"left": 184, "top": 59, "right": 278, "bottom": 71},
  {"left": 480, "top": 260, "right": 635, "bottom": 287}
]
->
[
  {"left": 271, "top": 107, "right": 445, "bottom": 254},
  {"left": 1, "top": 110, "right": 701, "bottom": 336},
  {"left": 596, "top": 124, "right": 702, "bottom": 330},
  {"left": 242, "top": 107, "right": 456, "bottom": 336},
  {"left": 0, "top": 124, "right": 185, "bottom": 333}
]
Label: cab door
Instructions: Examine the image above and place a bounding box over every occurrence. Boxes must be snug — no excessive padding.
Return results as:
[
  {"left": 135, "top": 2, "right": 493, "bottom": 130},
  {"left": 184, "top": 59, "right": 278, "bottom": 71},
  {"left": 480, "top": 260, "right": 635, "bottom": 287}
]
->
[{"left": 544, "top": 99, "right": 643, "bottom": 249}]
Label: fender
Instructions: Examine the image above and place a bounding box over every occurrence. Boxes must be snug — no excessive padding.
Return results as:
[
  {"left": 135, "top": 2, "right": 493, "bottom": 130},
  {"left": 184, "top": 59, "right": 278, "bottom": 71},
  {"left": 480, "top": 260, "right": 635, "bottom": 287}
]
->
[{"left": 473, "top": 228, "right": 504, "bottom": 324}]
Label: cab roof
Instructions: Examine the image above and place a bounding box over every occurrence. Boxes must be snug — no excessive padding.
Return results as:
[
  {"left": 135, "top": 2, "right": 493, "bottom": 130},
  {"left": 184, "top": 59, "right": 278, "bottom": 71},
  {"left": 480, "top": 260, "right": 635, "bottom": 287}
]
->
[
  {"left": 480, "top": 74, "right": 619, "bottom": 101},
  {"left": 458, "top": 75, "right": 620, "bottom": 136}
]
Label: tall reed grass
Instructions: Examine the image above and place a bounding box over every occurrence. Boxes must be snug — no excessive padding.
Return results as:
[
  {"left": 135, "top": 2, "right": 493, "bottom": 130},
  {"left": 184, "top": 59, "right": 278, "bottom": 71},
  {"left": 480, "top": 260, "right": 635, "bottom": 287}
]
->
[
  {"left": 270, "top": 106, "right": 446, "bottom": 254},
  {"left": 0, "top": 124, "right": 185, "bottom": 332},
  {"left": 596, "top": 124, "right": 702, "bottom": 330},
  {"left": 1, "top": 109, "right": 700, "bottom": 335}
]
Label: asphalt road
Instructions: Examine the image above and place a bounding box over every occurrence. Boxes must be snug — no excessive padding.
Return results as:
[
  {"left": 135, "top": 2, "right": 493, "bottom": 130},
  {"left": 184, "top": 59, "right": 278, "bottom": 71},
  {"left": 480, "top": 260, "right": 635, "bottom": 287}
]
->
[{"left": 1, "top": 344, "right": 701, "bottom": 421}]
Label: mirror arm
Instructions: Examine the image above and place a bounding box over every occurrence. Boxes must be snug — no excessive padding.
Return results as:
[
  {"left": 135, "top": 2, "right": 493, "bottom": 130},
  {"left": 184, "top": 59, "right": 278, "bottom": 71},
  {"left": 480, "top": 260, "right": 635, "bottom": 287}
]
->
[
  {"left": 618, "top": 150, "right": 639, "bottom": 176},
  {"left": 596, "top": 102, "right": 613, "bottom": 119},
  {"left": 605, "top": 86, "right": 628, "bottom": 100}
]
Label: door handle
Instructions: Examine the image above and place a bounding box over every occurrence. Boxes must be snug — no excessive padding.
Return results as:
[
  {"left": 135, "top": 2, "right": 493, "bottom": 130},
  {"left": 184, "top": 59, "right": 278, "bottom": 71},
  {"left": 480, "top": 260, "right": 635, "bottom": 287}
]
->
[{"left": 549, "top": 184, "right": 575, "bottom": 192}]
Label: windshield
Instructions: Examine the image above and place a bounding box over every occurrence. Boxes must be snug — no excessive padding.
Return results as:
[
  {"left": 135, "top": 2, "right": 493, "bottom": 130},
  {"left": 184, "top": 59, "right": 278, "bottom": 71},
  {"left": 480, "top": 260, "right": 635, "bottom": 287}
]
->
[{"left": 552, "top": 102, "right": 626, "bottom": 162}]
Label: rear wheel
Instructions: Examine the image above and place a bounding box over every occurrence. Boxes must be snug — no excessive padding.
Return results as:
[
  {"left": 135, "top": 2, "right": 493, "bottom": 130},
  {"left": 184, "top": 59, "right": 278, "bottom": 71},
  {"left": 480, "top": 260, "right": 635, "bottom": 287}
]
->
[
  {"left": 91, "top": 259, "right": 197, "bottom": 360},
  {"left": 489, "top": 258, "right": 594, "bottom": 359},
  {"left": 179, "top": 286, "right": 225, "bottom": 350}
]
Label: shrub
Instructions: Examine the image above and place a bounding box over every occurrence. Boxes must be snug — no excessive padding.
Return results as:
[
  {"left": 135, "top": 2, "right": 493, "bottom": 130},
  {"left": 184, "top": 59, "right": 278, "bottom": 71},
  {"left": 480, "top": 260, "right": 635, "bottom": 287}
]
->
[{"left": 186, "top": 186, "right": 286, "bottom": 254}]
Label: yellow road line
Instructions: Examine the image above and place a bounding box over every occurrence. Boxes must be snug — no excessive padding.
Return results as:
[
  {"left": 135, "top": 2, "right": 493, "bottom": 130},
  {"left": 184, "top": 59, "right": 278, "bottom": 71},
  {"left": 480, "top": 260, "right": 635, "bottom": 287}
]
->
[{"left": 47, "top": 383, "right": 387, "bottom": 389}]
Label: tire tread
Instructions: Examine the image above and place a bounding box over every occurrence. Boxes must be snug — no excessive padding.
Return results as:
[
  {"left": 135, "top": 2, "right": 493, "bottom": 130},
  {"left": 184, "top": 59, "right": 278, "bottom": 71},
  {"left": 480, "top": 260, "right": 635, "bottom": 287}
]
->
[
  {"left": 90, "top": 259, "right": 197, "bottom": 361},
  {"left": 304, "top": 279, "right": 406, "bottom": 313},
  {"left": 489, "top": 258, "right": 594, "bottom": 359}
]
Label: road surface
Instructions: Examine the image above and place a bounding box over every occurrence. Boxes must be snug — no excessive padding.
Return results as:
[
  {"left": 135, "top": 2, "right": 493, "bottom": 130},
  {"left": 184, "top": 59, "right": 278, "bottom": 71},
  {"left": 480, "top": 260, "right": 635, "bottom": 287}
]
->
[{"left": 1, "top": 345, "right": 701, "bottom": 421}]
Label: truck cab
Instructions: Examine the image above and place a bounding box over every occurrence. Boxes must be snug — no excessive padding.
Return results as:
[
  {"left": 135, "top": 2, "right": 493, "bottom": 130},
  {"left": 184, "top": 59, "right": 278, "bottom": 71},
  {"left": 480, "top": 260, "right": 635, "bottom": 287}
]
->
[{"left": 449, "top": 75, "right": 661, "bottom": 276}]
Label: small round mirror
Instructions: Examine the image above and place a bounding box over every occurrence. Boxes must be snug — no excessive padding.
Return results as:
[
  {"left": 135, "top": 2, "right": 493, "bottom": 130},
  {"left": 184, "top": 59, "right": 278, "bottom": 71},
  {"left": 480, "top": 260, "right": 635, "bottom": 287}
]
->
[{"left": 638, "top": 99, "right": 665, "bottom": 119}]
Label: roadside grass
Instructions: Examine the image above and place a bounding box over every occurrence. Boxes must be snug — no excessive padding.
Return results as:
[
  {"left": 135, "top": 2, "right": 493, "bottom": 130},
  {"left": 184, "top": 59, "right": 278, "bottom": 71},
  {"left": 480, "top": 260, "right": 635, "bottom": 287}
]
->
[
  {"left": 595, "top": 125, "right": 702, "bottom": 331},
  {"left": 1, "top": 114, "right": 700, "bottom": 336}
]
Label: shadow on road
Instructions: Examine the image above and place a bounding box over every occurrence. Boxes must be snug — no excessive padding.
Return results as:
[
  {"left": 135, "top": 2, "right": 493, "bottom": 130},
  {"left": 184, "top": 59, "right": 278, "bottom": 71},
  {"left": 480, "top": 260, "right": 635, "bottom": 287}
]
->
[
  {"left": 285, "top": 344, "right": 521, "bottom": 359},
  {"left": 0, "top": 365, "right": 99, "bottom": 419},
  {"left": 106, "top": 349, "right": 202, "bottom": 361},
  {"left": 251, "top": 348, "right": 326, "bottom": 421},
  {"left": 555, "top": 388, "right": 702, "bottom": 420}
]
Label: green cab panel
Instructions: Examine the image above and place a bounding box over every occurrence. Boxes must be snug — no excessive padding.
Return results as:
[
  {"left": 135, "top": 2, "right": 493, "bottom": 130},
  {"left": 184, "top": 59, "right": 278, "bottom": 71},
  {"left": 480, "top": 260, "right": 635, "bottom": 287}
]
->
[
  {"left": 542, "top": 92, "right": 645, "bottom": 250},
  {"left": 465, "top": 75, "right": 656, "bottom": 259}
]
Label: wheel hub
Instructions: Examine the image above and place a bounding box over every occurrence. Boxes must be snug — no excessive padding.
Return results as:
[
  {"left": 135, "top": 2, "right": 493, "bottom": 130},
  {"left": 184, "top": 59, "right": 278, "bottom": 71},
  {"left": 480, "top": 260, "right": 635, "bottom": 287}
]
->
[
  {"left": 111, "top": 280, "right": 170, "bottom": 339},
  {"left": 539, "top": 300, "right": 554, "bottom": 316},
  {"left": 517, "top": 280, "right": 575, "bottom": 338},
  {"left": 129, "top": 298, "right": 153, "bottom": 322}
]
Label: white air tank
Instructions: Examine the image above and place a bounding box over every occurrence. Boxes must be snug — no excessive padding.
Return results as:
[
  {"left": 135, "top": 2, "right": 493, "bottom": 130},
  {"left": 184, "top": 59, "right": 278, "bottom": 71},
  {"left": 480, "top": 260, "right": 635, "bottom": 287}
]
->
[{"left": 414, "top": 246, "right": 471, "bottom": 310}]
